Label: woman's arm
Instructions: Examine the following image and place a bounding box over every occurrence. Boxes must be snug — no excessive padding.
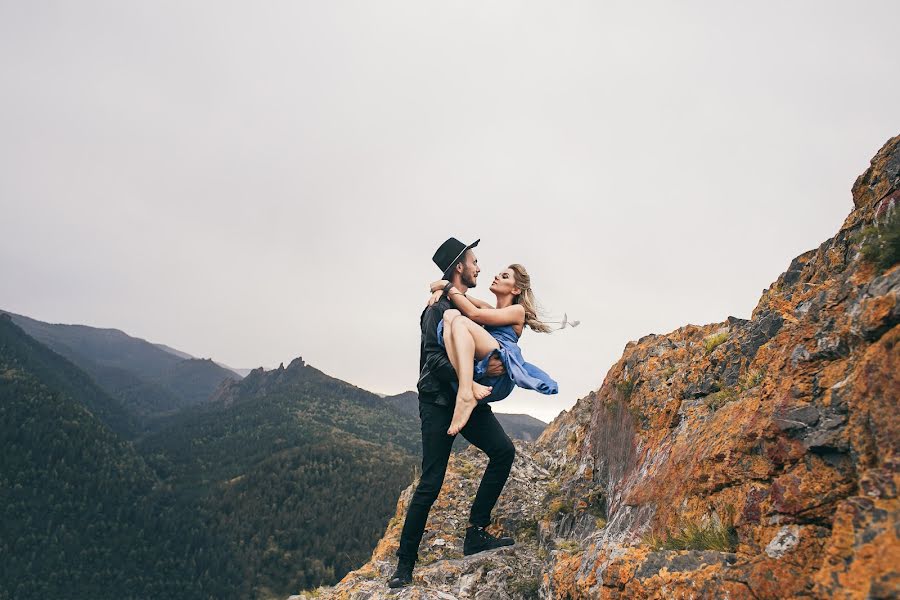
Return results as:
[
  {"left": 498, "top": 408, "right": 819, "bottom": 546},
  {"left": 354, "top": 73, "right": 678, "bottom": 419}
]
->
[
  {"left": 447, "top": 286, "right": 525, "bottom": 327},
  {"left": 464, "top": 294, "right": 494, "bottom": 309},
  {"left": 429, "top": 279, "right": 449, "bottom": 293},
  {"left": 428, "top": 279, "right": 493, "bottom": 308}
]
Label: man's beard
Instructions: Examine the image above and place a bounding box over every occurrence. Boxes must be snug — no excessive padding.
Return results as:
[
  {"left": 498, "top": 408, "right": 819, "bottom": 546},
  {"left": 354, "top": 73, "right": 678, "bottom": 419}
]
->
[{"left": 462, "top": 272, "right": 477, "bottom": 288}]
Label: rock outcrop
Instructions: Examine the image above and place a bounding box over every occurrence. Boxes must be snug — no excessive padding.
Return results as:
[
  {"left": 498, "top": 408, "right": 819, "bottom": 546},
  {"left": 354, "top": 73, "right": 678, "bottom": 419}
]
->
[{"left": 300, "top": 135, "right": 899, "bottom": 599}]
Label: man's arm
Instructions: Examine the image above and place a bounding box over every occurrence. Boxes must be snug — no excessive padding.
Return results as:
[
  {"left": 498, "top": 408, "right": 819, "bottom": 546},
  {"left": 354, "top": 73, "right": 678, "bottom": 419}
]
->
[{"left": 421, "top": 304, "right": 457, "bottom": 384}]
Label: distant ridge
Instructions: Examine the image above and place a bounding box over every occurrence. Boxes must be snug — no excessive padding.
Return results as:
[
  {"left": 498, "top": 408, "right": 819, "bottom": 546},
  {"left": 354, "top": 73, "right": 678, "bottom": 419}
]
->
[
  {"left": 153, "top": 342, "right": 248, "bottom": 378},
  {"left": 1, "top": 310, "right": 238, "bottom": 421},
  {"left": 0, "top": 313, "right": 136, "bottom": 437},
  {"left": 152, "top": 342, "right": 193, "bottom": 360}
]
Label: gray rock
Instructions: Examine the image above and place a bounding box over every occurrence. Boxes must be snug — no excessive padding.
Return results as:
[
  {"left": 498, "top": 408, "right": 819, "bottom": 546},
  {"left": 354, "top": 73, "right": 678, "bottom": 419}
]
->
[
  {"left": 683, "top": 377, "right": 721, "bottom": 399},
  {"left": 743, "top": 312, "right": 784, "bottom": 359},
  {"left": 634, "top": 550, "right": 737, "bottom": 580},
  {"left": 782, "top": 255, "right": 807, "bottom": 286},
  {"left": 791, "top": 344, "right": 811, "bottom": 367},
  {"left": 867, "top": 267, "right": 900, "bottom": 298},
  {"left": 813, "top": 334, "right": 849, "bottom": 359},
  {"left": 765, "top": 525, "right": 801, "bottom": 558},
  {"left": 774, "top": 405, "right": 820, "bottom": 431}
]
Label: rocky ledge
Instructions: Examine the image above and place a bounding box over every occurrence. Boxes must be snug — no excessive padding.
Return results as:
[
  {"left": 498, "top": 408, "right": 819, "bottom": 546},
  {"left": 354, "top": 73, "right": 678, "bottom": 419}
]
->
[{"left": 297, "top": 135, "right": 899, "bottom": 600}]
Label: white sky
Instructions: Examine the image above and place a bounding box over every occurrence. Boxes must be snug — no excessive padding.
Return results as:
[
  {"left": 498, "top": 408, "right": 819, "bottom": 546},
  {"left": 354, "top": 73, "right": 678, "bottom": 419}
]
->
[{"left": 2, "top": 1, "right": 898, "bottom": 422}]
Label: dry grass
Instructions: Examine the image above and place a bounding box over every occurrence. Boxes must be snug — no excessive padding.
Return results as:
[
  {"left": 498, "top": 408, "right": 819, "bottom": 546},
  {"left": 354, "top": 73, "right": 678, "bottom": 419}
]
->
[
  {"left": 706, "top": 386, "right": 738, "bottom": 410},
  {"left": 615, "top": 377, "right": 636, "bottom": 400},
  {"left": 644, "top": 506, "right": 738, "bottom": 552},
  {"left": 739, "top": 368, "right": 765, "bottom": 391},
  {"left": 858, "top": 208, "right": 900, "bottom": 272},
  {"left": 509, "top": 576, "right": 541, "bottom": 599},
  {"left": 555, "top": 539, "right": 582, "bottom": 554},
  {"left": 706, "top": 368, "right": 767, "bottom": 411},
  {"left": 703, "top": 332, "right": 729, "bottom": 355},
  {"left": 548, "top": 498, "right": 572, "bottom": 518}
]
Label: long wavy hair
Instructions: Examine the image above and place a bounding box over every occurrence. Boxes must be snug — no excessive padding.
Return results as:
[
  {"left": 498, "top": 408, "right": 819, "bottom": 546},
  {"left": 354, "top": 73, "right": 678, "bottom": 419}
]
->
[{"left": 508, "top": 264, "right": 552, "bottom": 333}]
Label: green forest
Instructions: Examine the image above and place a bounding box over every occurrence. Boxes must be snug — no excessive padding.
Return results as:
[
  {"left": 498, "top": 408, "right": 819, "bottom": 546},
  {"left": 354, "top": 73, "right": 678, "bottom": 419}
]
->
[{"left": 0, "top": 314, "right": 419, "bottom": 599}]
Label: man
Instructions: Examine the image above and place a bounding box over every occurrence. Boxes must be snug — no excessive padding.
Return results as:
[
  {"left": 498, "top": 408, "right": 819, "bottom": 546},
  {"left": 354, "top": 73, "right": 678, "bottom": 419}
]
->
[{"left": 388, "top": 237, "right": 516, "bottom": 589}]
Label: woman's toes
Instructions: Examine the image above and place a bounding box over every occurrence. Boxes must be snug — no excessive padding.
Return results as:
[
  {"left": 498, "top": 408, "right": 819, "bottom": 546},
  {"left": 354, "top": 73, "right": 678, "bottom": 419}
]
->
[{"left": 473, "top": 383, "right": 493, "bottom": 400}]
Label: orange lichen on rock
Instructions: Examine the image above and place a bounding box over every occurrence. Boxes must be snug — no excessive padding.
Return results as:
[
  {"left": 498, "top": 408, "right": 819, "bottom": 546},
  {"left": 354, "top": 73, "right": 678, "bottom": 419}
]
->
[
  {"left": 814, "top": 495, "right": 900, "bottom": 599},
  {"left": 303, "top": 136, "right": 899, "bottom": 600},
  {"left": 534, "top": 135, "right": 899, "bottom": 600}
]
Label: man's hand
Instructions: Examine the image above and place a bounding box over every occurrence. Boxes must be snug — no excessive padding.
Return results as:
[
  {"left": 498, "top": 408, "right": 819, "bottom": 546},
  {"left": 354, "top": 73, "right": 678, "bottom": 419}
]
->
[
  {"left": 427, "top": 289, "right": 443, "bottom": 307},
  {"left": 485, "top": 355, "right": 505, "bottom": 377}
]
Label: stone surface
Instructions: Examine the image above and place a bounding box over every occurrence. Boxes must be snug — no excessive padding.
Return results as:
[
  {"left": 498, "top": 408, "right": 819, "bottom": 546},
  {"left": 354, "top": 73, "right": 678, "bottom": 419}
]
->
[{"left": 296, "top": 137, "right": 900, "bottom": 599}]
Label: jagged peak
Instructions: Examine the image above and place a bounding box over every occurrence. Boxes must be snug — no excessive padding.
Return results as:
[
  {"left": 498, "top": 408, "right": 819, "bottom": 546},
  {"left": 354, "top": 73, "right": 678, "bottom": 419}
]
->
[{"left": 850, "top": 134, "right": 900, "bottom": 214}]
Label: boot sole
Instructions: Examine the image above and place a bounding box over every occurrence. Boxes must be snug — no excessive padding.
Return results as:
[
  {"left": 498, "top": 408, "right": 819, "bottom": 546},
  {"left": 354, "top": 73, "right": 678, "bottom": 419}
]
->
[{"left": 463, "top": 541, "right": 515, "bottom": 556}]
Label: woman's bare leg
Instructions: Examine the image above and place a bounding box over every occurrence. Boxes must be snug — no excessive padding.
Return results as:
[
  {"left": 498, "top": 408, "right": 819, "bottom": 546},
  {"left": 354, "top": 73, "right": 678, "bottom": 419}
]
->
[
  {"left": 447, "top": 317, "right": 501, "bottom": 435},
  {"left": 444, "top": 310, "right": 495, "bottom": 399},
  {"left": 444, "top": 309, "right": 491, "bottom": 400},
  {"left": 442, "top": 309, "right": 462, "bottom": 373},
  {"left": 457, "top": 317, "right": 502, "bottom": 360},
  {"left": 460, "top": 318, "right": 501, "bottom": 402},
  {"left": 451, "top": 317, "right": 499, "bottom": 401}
]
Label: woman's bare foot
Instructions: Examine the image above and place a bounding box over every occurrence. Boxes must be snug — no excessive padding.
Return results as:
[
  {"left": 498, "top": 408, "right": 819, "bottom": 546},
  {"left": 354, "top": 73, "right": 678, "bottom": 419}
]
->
[
  {"left": 448, "top": 391, "right": 478, "bottom": 436},
  {"left": 472, "top": 382, "right": 493, "bottom": 400}
]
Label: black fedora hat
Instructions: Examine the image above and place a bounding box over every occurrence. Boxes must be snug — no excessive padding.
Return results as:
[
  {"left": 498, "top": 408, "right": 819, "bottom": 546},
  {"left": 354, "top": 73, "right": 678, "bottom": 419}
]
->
[{"left": 433, "top": 237, "right": 480, "bottom": 277}]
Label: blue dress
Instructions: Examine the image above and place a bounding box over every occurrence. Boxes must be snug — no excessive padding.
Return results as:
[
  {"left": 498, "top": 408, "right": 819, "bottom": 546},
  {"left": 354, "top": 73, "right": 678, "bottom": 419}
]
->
[{"left": 436, "top": 320, "right": 558, "bottom": 403}]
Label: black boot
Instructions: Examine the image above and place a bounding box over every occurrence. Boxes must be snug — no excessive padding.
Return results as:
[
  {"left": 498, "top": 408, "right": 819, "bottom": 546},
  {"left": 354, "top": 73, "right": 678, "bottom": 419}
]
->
[
  {"left": 463, "top": 524, "right": 514, "bottom": 556},
  {"left": 387, "top": 558, "right": 414, "bottom": 588}
]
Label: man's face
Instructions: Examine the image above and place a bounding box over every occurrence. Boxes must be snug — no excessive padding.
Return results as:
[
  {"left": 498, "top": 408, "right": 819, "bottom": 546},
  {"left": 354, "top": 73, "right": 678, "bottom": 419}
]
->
[{"left": 458, "top": 249, "right": 480, "bottom": 288}]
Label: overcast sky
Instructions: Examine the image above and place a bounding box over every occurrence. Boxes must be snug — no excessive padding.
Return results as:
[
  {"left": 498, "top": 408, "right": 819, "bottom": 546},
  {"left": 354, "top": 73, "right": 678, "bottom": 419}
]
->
[{"left": 2, "top": 1, "right": 898, "bottom": 422}]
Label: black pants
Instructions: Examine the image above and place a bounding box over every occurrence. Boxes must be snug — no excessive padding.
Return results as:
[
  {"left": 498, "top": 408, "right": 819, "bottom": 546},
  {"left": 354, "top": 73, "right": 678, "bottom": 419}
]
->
[{"left": 397, "top": 400, "right": 516, "bottom": 564}]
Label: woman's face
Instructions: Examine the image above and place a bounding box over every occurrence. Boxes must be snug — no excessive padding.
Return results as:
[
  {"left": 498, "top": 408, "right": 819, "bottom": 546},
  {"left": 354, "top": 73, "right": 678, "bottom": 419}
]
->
[{"left": 490, "top": 268, "right": 520, "bottom": 297}]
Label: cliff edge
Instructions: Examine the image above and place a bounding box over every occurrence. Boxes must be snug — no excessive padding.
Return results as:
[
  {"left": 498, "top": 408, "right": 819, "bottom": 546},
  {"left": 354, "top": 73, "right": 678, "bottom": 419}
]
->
[{"left": 301, "top": 135, "right": 899, "bottom": 599}]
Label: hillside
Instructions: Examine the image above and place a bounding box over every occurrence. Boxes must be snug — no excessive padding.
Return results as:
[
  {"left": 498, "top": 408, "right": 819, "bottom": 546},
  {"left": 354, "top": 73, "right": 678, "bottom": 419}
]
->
[
  {"left": 139, "top": 357, "right": 422, "bottom": 597},
  {"left": 309, "top": 136, "right": 899, "bottom": 599},
  {"left": 497, "top": 413, "right": 549, "bottom": 442},
  {"left": 0, "top": 313, "right": 136, "bottom": 437},
  {"left": 0, "top": 314, "right": 231, "bottom": 599},
  {"left": 0, "top": 313, "right": 427, "bottom": 597}
]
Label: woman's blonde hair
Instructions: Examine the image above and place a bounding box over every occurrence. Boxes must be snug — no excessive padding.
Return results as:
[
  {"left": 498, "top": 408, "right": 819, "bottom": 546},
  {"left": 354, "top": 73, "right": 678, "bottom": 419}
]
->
[{"left": 508, "top": 264, "right": 553, "bottom": 333}]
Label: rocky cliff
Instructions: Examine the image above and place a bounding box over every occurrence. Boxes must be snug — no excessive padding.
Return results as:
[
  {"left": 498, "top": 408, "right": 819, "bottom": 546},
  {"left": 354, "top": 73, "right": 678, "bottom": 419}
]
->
[{"left": 300, "top": 136, "right": 899, "bottom": 600}]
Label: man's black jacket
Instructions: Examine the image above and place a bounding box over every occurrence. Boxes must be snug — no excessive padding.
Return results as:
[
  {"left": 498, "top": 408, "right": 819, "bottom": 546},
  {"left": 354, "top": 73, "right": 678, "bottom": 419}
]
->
[{"left": 417, "top": 295, "right": 457, "bottom": 407}]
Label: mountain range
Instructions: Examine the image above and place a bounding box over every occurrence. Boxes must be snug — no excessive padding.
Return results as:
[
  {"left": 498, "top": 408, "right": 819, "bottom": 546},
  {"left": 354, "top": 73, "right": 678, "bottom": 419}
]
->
[
  {"left": 4, "top": 311, "right": 241, "bottom": 421},
  {"left": 0, "top": 306, "right": 548, "bottom": 599}
]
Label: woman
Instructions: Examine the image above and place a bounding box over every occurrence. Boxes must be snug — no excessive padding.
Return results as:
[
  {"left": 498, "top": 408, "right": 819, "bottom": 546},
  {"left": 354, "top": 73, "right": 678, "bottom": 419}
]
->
[{"left": 427, "top": 263, "right": 558, "bottom": 436}]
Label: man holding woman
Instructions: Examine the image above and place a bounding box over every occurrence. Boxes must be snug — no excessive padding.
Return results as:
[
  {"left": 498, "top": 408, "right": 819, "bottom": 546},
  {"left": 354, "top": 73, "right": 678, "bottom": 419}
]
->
[{"left": 389, "top": 237, "right": 557, "bottom": 588}]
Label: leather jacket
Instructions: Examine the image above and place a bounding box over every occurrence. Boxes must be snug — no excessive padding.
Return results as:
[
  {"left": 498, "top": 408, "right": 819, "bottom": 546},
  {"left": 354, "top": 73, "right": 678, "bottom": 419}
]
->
[{"left": 417, "top": 296, "right": 457, "bottom": 406}]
